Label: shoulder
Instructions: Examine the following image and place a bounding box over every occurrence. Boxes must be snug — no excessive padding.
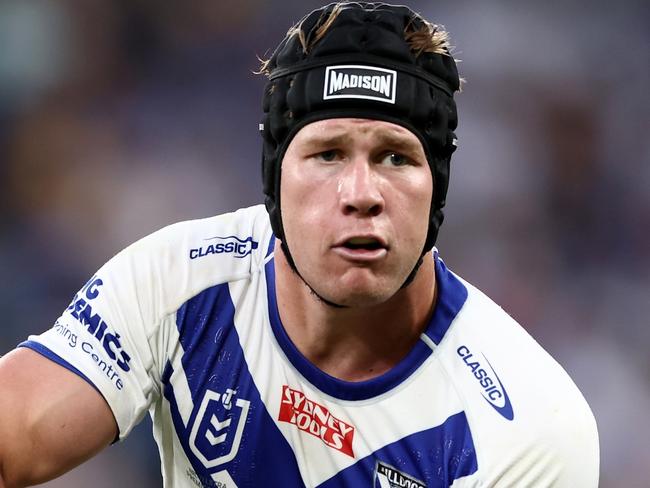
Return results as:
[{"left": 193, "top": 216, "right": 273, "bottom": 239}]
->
[
  {"left": 85, "top": 204, "right": 273, "bottom": 329},
  {"left": 441, "top": 269, "right": 593, "bottom": 417},
  {"left": 127, "top": 204, "right": 272, "bottom": 271},
  {"left": 105, "top": 205, "right": 272, "bottom": 291},
  {"left": 435, "top": 266, "right": 599, "bottom": 485},
  {"left": 445, "top": 274, "right": 579, "bottom": 391}
]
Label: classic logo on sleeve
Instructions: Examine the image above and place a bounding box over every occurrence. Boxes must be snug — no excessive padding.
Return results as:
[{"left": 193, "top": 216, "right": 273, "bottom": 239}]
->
[
  {"left": 189, "top": 235, "right": 258, "bottom": 260},
  {"left": 457, "top": 345, "right": 514, "bottom": 420},
  {"left": 278, "top": 385, "right": 355, "bottom": 457},
  {"left": 323, "top": 65, "right": 397, "bottom": 104}
]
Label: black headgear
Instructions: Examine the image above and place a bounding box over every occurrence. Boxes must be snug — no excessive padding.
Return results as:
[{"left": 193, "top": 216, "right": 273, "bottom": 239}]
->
[{"left": 261, "top": 1, "right": 460, "bottom": 262}]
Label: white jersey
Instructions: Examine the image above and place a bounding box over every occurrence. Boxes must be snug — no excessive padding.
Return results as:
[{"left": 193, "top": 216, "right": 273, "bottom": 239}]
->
[{"left": 21, "top": 204, "right": 599, "bottom": 487}]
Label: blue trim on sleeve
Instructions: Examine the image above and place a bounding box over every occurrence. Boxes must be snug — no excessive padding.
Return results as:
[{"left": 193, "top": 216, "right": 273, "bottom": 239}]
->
[
  {"left": 18, "top": 340, "right": 102, "bottom": 395},
  {"left": 19, "top": 340, "right": 120, "bottom": 443}
]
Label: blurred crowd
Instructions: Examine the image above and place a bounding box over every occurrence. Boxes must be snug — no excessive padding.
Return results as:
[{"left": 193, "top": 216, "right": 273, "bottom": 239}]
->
[{"left": 0, "top": 0, "right": 648, "bottom": 486}]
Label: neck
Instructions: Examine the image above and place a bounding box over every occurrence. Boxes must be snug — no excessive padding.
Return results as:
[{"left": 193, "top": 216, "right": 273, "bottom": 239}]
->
[{"left": 274, "top": 242, "right": 437, "bottom": 382}]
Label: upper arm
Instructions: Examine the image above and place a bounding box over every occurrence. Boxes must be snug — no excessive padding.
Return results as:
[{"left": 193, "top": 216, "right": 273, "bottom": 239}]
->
[{"left": 0, "top": 348, "right": 117, "bottom": 487}]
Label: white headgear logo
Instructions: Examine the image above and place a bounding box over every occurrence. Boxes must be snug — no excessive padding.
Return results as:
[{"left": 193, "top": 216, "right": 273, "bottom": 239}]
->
[{"left": 324, "top": 65, "right": 397, "bottom": 104}]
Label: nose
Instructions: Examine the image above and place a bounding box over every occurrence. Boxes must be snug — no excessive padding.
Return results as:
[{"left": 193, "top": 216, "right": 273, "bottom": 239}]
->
[{"left": 337, "top": 157, "right": 384, "bottom": 217}]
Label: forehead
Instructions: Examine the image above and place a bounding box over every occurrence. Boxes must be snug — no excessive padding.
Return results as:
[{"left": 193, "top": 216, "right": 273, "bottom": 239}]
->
[{"left": 291, "top": 118, "right": 423, "bottom": 148}]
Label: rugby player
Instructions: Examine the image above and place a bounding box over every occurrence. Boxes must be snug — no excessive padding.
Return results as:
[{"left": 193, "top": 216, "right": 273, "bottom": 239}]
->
[{"left": 0, "top": 3, "right": 599, "bottom": 487}]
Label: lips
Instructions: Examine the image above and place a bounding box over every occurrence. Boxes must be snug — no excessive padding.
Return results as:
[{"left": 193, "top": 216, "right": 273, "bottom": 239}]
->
[{"left": 332, "top": 235, "right": 388, "bottom": 262}]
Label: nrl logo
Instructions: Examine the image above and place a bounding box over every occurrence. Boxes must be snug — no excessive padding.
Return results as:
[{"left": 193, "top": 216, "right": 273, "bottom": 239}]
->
[
  {"left": 189, "top": 388, "right": 250, "bottom": 469},
  {"left": 323, "top": 65, "right": 397, "bottom": 104}
]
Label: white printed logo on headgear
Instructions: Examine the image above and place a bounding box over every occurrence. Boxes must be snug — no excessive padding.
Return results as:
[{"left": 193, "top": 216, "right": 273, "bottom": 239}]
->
[{"left": 324, "top": 65, "right": 397, "bottom": 104}]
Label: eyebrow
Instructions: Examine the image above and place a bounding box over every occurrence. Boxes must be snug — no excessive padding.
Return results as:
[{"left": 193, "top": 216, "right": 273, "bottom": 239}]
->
[
  {"left": 302, "top": 134, "right": 346, "bottom": 147},
  {"left": 301, "top": 131, "right": 424, "bottom": 156},
  {"left": 373, "top": 133, "right": 424, "bottom": 155}
]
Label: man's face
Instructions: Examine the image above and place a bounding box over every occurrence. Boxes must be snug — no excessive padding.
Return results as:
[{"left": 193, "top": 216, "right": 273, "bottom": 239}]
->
[{"left": 280, "top": 118, "right": 433, "bottom": 307}]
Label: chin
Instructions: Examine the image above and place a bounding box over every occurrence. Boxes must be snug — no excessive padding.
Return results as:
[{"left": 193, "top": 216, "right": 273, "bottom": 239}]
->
[
  {"left": 301, "top": 257, "right": 417, "bottom": 307},
  {"left": 318, "top": 277, "right": 398, "bottom": 308},
  {"left": 320, "top": 291, "right": 389, "bottom": 308}
]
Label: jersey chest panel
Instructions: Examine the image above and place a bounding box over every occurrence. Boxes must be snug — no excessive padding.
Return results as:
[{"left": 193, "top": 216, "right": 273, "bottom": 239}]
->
[{"left": 158, "top": 270, "right": 477, "bottom": 487}]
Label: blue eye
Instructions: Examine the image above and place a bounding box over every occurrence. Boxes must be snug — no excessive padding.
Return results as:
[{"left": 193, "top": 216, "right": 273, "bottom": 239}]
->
[
  {"left": 383, "top": 153, "right": 409, "bottom": 166},
  {"left": 319, "top": 150, "right": 338, "bottom": 162}
]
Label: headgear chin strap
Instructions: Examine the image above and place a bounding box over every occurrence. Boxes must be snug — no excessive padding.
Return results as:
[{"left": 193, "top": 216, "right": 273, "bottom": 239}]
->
[{"left": 260, "top": 2, "right": 460, "bottom": 300}]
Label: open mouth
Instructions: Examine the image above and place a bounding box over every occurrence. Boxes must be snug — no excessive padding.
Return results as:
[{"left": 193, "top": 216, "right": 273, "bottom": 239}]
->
[{"left": 340, "top": 237, "right": 385, "bottom": 251}]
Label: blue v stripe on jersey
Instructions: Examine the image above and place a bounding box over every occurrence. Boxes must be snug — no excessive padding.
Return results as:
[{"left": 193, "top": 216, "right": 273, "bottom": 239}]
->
[
  {"left": 163, "top": 283, "right": 305, "bottom": 486},
  {"left": 317, "top": 411, "right": 478, "bottom": 488}
]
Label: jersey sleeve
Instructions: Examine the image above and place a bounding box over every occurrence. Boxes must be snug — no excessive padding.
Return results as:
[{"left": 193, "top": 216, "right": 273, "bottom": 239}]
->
[
  {"left": 443, "top": 277, "right": 600, "bottom": 487},
  {"left": 19, "top": 205, "right": 274, "bottom": 441},
  {"left": 19, "top": 235, "right": 167, "bottom": 439}
]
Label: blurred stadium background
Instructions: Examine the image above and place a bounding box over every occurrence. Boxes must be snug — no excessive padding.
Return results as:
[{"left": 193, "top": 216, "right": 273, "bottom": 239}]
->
[{"left": 0, "top": 0, "right": 648, "bottom": 486}]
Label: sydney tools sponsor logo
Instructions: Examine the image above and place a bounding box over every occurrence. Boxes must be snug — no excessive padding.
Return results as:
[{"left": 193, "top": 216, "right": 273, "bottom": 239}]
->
[
  {"left": 278, "top": 385, "right": 355, "bottom": 457},
  {"left": 457, "top": 345, "right": 514, "bottom": 420},
  {"left": 190, "top": 235, "right": 259, "bottom": 260},
  {"left": 324, "top": 65, "right": 397, "bottom": 104},
  {"left": 374, "top": 461, "right": 426, "bottom": 488}
]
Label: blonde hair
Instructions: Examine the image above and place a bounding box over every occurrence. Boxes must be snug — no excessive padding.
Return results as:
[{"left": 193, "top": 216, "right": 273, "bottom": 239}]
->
[{"left": 258, "top": 2, "right": 459, "bottom": 77}]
